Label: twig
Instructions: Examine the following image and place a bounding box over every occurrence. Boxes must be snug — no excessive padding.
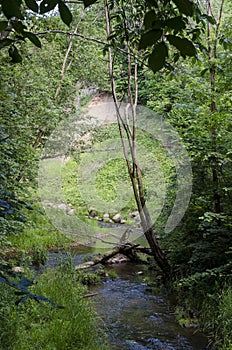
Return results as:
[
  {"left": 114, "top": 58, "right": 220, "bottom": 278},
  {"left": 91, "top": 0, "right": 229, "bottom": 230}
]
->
[{"left": 82, "top": 292, "right": 99, "bottom": 298}]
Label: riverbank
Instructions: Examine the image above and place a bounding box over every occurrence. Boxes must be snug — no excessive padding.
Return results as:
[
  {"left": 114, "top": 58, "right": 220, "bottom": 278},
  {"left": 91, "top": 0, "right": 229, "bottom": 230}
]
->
[{"left": 0, "top": 263, "right": 108, "bottom": 350}]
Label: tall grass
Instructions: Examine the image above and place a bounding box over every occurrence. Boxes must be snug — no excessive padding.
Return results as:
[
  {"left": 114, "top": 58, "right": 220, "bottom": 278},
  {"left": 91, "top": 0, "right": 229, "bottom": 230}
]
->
[
  {"left": 0, "top": 267, "right": 108, "bottom": 350},
  {"left": 216, "top": 287, "right": 232, "bottom": 350}
]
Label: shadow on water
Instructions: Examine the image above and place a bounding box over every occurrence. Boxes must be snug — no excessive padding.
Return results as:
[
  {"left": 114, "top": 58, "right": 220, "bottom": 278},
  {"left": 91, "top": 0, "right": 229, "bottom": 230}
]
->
[{"left": 45, "top": 250, "right": 209, "bottom": 350}]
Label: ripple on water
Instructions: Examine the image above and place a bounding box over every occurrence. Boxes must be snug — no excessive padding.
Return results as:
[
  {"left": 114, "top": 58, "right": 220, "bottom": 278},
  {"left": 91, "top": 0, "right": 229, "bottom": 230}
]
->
[
  {"left": 45, "top": 251, "right": 208, "bottom": 350},
  {"left": 91, "top": 265, "right": 208, "bottom": 350}
]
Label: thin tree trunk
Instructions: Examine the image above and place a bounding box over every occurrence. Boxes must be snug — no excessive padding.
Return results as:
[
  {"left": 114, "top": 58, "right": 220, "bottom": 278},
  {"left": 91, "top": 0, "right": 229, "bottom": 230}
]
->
[
  {"left": 104, "top": 0, "right": 170, "bottom": 276},
  {"left": 207, "top": 0, "right": 225, "bottom": 214}
]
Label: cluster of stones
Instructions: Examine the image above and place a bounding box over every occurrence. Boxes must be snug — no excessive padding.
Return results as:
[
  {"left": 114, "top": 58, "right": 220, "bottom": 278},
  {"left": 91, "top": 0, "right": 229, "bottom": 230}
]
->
[
  {"left": 43, "top": 202, "right": 75, "bottom": 216},
  {"left": 88, "top": 208, "right": 141, "bottom": 227}
]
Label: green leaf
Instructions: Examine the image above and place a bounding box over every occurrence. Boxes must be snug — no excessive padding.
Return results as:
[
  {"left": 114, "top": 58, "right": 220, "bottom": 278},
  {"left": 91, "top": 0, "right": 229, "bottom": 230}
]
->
[
  {"left": 145, "top": 0, "right": 158, "bottom": 7},
  {"left": 83, "top": 0, "right": 98, "bottom": 7},
  {"left": 0, "top": 38, "right": 14, "bottom": 49},
  {"left": 172, "top": 0, "right": 194, "bottom": 16},
  {"left": 0, "top": 20, "right": 8, "bottom": 32},
  {"left": 202, "top": 14, "right": 217, "bottom": 25},
  {"left": 151, "top": 20, "right": 163, "bottom": 29},
  {"left": 200, "top": 68, "right": 208, "bottom": 76},
  {"left": 58, "top": 1, "right": 72, "bottom": 27},
  {"left": 11, "top": 20, "right": 27, "bottom": 34},
  {"left": 8, "top": 45, "right": 22, "bottom": 63},
  {"left": 139, "top": 29, "right": 162, "bottom": 50},
  {"left": 148, "top": 41, "right": 168, "bottom": 73},
  {"left": 2, "top": 0, "right": 24, "bottom": 20},
  {"left": 24, "top": 31, "right": 42, "bottom": 48},
  {"left": 25, "top": 0, "right": 39, "bottom": 13},
  {"left": 40, "top": 0, "right": 58, "bottom": 14},
  {"left": 165, "top": 16, "right": 186, "bottom": 31},
  {"left": 167, "top": 35, "right": 196, "bottom": 57},
  {"left": 144, "top": 10, "right": 156, "bottom": 30}
]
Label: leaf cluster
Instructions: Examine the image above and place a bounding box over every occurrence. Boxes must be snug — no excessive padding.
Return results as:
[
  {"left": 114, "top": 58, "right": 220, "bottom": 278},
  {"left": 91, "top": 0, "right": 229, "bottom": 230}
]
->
[{"left": 0, "top": 0, "right": 74, "bottom": 62}]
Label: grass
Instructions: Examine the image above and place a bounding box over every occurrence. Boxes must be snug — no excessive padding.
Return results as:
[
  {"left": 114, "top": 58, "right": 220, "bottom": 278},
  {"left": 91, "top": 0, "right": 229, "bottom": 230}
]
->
[
  {"left": 8, "top": 209, "right": 71, "bottom": 251},
  {"left": 60, "top": 124, "right": 175, "bottom": 222},
  {"left": 0, "top": 266, "right": 108, "bottom": 350},
  {"left": 216, "top": 287, "right": 232, "bottom": 350},
  {"left": 175, "top": 281, "right": 232, "bottom": 350}
]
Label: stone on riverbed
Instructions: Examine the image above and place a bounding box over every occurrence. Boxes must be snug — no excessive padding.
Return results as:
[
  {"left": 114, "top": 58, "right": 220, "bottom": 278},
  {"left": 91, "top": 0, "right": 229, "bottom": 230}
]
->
[
  {"left": 108, "top": 253, "right": 130, "bottom": 264},
  {"left": 88, "top": 208, "right": 98, "bottom": 218},
  {"left": 130, "top": 210, "right": 139, "bottom": 218},
  {"left": 67, "top": 209, "right": 75, "bottom": 216},
  {"left": 12, "top": 266, "right": 24, "bottom": 273},
  {"left": 112, "top": 213, "right": 121, "bottom": 223}
]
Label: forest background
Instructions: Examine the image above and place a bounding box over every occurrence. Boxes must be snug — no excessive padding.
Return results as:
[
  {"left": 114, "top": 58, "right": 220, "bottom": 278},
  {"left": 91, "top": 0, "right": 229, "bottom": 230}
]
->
[{"left": 0, "top": 0, "right": 232, "bottom": 349}]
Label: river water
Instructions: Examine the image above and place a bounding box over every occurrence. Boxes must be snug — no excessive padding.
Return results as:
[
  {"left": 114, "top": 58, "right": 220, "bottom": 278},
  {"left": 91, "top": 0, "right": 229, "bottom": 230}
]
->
[{"left": 46, "top": 250, "right": 208, "bottom": 350}]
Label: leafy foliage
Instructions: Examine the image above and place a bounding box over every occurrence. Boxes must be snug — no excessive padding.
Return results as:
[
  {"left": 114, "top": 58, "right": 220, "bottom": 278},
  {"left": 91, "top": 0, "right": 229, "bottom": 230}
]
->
[
  {"left": 0, "top": 263, "right": 63, "bottom": 307},
  {"left": 139, "top": 2, "right": 232, "bottom": 345},
  {"left": 0, "top": 0, "right": 73, "bottom": 62},
  {"left": 0, "top": 0, "right": 231, "bottom": 347}
]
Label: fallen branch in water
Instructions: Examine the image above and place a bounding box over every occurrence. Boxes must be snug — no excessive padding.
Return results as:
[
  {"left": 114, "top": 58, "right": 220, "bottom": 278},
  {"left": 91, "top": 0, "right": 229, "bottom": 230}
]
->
[{"left": 75, "top": 243, "right": 150, "bottom": 269}]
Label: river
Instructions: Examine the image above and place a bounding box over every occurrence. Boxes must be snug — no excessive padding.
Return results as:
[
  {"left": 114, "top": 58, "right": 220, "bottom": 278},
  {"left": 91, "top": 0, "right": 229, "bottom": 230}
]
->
[{"left": 46, "top": 249, "right": 208, "bottom": 350}]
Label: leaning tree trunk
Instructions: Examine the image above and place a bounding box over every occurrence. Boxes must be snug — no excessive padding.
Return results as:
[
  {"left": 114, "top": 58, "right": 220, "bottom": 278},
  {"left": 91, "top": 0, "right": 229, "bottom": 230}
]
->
[{"left": 104, "top": 0, "right": 170, "bottom": 277}]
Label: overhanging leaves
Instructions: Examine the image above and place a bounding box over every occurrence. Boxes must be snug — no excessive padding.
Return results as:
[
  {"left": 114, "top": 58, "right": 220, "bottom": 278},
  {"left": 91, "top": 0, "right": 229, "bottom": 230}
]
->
[
  {"left": 83, "top": 0, "right": 98, "bottom": 8},
  {"left": 0, "top": 265, "right": 64, "bottom": 308},
  {"left": 0, "top": 20, "right": 8, "bottom": 32},
  {"left": 202, "top": 14, "right": 217, "bottom": 25},
  {"left": 8, "top": 45, "right": 22, "bottom": 63},
  {"left": 167, "top": 35, "right": 196, "bottom": 57},
  {"left": 24, "top": 32, "right": 42, "bottom": 48},
  {"left": 165, "top": 16, "right": 186, "bottom": 31},
  {"left": 2, "top": 0, "right": 24, "bottom": 20},
  {"left": 144, "top": 10, "right": 156, "bottom": 30},
  {"left": 172, "top": 0, "right": 194, "bottom": 17},
  {"left": 58, "top": 1, "right": 72, "bottom": 27},
  {"left": 11, "top": 20, "right": 27, "bottom": 34},
  {"left": 39, "top": 0, "right": 58, "bottom": 14},
  {"left": 139, "top": 29, "right": 162, "bottom": 50},
  {"left": 25, "top": 0, "right": 39, "bottom": 13},
  {"left": 148, "top": 41, "right": 168, "bottom": 73},
  {"left": 0, "top": 38, "right": 14, "bottom": 49}
]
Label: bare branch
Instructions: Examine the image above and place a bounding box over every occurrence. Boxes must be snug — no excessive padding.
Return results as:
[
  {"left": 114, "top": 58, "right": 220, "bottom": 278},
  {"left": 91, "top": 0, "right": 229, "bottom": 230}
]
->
[
  {"left": 36, "top": 29, "right": 107, "bottom": 45},
  {"left": 35, "top": 29, "right": 147, "bottom": 68},
  {"left": 54, "top": 10, "right": 86, "bottom": 100}
]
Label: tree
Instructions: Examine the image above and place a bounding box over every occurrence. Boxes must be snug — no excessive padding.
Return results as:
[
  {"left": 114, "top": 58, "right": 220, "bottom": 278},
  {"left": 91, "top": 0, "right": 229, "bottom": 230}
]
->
[
  {"left": 138, "top": 0, "right": 232, "bottom": 277},
  {"left": 0, "top": 0, "right": 214, "bottom": 277},
  {"left": 101, "top": 0, "right": 212, "bottom": 276}
]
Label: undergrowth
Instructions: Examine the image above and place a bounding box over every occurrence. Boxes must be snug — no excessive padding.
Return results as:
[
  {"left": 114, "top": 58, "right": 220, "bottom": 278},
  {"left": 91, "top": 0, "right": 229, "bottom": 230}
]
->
[{"left": 0, "top": 266, "right": 108, "bottom": 350}]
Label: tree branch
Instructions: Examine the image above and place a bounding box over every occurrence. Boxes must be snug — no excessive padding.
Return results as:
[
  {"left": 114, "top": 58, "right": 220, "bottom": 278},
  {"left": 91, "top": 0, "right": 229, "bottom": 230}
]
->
[{"left": 54, "top": 10, "right": 86, "bottom": 100}]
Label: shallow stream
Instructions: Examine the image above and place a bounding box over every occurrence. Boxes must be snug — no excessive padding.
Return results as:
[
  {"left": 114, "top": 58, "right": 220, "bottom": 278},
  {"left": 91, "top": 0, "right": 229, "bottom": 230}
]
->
[{"left": 46, "top": 250, "right": 208, "bottom": 350}]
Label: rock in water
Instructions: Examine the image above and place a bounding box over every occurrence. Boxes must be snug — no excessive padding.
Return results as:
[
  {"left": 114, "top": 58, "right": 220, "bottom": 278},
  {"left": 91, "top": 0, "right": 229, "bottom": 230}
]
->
[{"left": 112, "top": 213, "right": 121, "bottom": 223}]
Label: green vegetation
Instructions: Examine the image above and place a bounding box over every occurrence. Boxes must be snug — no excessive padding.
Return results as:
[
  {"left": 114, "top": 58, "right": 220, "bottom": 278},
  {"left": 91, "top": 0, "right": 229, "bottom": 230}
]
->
[
  {"left": 0, "top": 267, "right": 107, "bottom": 350},
  {"left": 60, "top": 124, "right": 175, "bottom": 223},
  {"left": 0, "top": 0, "right": 232, "bottom": 349}
]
